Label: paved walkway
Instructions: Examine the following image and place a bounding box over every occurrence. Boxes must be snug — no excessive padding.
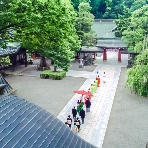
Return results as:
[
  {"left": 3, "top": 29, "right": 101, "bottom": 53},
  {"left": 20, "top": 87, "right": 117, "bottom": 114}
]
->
[
  {"left": 5, "top": 52, "right": 128, "bottom": 147},
  {"left": 57, "top": 65, "right": 121, "bottom": 148},
  {"left": 57, "top": 52, "right": 128, "bottom": 147}
]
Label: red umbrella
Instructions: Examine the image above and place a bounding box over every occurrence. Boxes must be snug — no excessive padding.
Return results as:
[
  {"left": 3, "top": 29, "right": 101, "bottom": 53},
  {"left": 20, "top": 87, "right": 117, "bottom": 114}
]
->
[{"left": 74, "top": 90, "right": 92, "bottom": 96}]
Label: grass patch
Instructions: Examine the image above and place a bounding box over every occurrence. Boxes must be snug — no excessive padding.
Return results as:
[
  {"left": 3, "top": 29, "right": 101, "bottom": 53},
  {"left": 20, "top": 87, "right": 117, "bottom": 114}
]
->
[{"left": 40, "top": 70, "right": 66, "bottom": 80}]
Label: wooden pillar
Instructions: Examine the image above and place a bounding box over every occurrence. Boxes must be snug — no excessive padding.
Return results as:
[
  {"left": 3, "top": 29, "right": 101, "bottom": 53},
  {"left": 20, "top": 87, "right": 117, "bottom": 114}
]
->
[
  {"left": 94, "top": 52, "right": 96, "bottom": 60},
  {"left": 103, "top": 48, "right": 107, "bottom": 61},
  {"left": 118, "top": 49, "right": 121, "bottom": 62},
  {"left": 24, "top": 49, "right": 27, "bottom": 67}
]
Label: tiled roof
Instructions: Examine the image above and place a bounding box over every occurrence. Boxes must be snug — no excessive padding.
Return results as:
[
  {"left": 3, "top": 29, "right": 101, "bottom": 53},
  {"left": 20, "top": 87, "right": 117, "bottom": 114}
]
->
[
  {"left": 96, "top": 39, "right": 126, "bottom": 48},
  {"left": 0, "top": 75, "right": 12, "bottom": 94},
  {"left": 0, "top": 95, "right": 97, "bottom": 148},
  {"left": 0, "top": 42, "right": 20, "bottom": 56}
]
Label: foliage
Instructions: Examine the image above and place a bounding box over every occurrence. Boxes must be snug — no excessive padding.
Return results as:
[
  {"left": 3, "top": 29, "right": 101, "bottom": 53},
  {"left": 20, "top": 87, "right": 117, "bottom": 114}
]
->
[
  {"left": 123, "top": 0, "right": 135, "bottom": 8},
  {"left": 0, "top": 56, "right": 11, "bottom": 69},
  {"left": 126, "top": 49, "right": 148, "bottom": 96},
  {"left": 90, "top": 0, "right": 106, "bottom": 19},
  {"left": 71, "top": 0, "right": 147, "bottom": 19},
  {"left": 75, "top": 2, "right": 97, "bottom": 47},
  {"left": 40, "top": 70, "right": 66, "bottom": 80},
  {"left": 103, "top": 0, "right": 124, "bottom": 19},
  {"left": 115, "top": 7, "right": 132, "bottom": 37},
  {"left": 121, "top": 5, "right": 148, "bottom": 52},
  {"left": 71, "top": 0, "right": 89, "bottom": 11},
  {"left": 130, "top": 0, "right": 146, "bottom": 12},
  {"left": 116, "top": 4, "right": 148, "bottom": 97},
  {"left": 0, "top": 0, "right": 80, "bottom": 72}
]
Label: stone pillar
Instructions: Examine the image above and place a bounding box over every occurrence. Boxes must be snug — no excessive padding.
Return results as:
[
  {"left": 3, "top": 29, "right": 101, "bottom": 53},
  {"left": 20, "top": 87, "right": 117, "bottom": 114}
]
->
[
  {"left": 103, "top": 48, "right": 107, "bottom": 61},
  {"left": 118, "top": 49, "right": 121, "bottom": 62},
  {"left": 78, "top": 58, "right": 83, "bottom": 68}
]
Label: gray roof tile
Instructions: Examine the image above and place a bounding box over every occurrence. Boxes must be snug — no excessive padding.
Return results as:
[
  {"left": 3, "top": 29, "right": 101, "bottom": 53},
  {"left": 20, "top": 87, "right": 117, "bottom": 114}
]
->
[
  {"left": 0, "top": 75, "right": 13, "bottom": 94},
  {"left": 0, "top": 95, "right": 97, "bottom": 148}
]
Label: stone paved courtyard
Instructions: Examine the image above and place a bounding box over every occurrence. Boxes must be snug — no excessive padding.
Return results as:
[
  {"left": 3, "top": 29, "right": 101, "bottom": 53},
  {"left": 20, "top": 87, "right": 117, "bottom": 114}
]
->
[
  {"left": 3, "top": 21, "right": 148, "bottom": 148},
  {"left": 4, "top": 52, "right": 148, "bottom": 148}
]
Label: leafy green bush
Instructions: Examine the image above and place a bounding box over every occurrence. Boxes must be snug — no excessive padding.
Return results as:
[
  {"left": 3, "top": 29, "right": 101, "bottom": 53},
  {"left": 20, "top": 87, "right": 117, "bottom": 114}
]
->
[
  {"left": 0, "top": 56, "right": 11, "bottom": 70},
  {"left": 126, "top": 50, "right": 148, "bottom": 97},
  {"left": 40, "top": 70, "right": 66, "bottom": 80}
]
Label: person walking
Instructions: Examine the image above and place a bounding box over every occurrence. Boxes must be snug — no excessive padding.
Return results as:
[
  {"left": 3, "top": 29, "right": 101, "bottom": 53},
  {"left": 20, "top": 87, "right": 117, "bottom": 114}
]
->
[
  {"left": 80, "top": 108, "right": 85, "bottom": 124},
  {"left": 72, "top": 106, "right": 77, "bottom": 121},
  {"left": 72, "top": 122, "right": 77, "bottom": 133},
  {"left": 75, "top": 117, "right": 81, "bottom": 132},
  {"left": 80, "top": 94, "right": 83, "bottom": 102},
  {"left": 103, "top": 72, "right": 106, "bottom": 83},
  {"left": 67, "top": 115, "right": 72, "bottom": 129},
  {"left": 77, "top": 100, "right": 81, "bottom": 105},
  {"left": 96, "top": 75, "right": 100, "bottom": 87},
  {"left": 85, "top": 98, "right": 91, "bottom": 112},
  {"left": 77, "top": 102, "right": 84, "bottom": 116},
  {"left": 90, "top": 84, "right": 95, "bottom": 95}
]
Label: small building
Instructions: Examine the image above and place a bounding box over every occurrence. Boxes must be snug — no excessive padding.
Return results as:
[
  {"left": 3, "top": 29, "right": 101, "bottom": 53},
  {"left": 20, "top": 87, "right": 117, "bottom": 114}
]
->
[{"left": 0, "top": 42, "right": 27, "bottom": 71}]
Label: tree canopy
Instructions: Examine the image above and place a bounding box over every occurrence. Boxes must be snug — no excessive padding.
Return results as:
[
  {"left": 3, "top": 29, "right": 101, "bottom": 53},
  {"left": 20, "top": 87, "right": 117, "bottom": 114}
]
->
[
  {"left": 115, "top": 5, "right": 148, "bottom": 96},
  {"left": 121, "top": 5, "right": 148, "bottom": 52},
  {"left": 71, "top": 0, "right": 147, "bottom": 19},
  {"left": 75, "top": 2, "right": 97, "bottom": 47},
  {"left": 0, "top": 0, "right": 80, "bottom": 71}
]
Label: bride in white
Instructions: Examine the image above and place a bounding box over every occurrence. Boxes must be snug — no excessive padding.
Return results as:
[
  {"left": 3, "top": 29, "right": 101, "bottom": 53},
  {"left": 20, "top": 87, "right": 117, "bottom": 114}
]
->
[{"left": 103, "top": 72, "right": 106, "bottom": 83}]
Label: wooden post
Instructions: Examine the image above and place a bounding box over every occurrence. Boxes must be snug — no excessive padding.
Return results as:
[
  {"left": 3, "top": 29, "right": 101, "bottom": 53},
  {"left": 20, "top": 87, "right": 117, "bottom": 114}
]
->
[
  {"left": 118, "top": 49, "right": 121, "bottom": 62},
  {"left": 103, "top": 48, "right": 107, "bottom": 61}
]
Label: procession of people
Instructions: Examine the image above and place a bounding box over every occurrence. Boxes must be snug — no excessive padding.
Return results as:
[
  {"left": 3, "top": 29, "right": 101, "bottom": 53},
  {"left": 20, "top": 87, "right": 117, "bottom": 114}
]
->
[{"left": 65, "top": 71, "right": 105, "bottom": 133}]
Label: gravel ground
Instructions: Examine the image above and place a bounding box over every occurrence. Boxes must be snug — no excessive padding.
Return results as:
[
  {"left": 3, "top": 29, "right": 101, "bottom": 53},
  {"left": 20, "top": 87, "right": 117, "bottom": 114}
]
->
[
  {"left": 102, "top": 68, "right": 148, "bottom": 148},
  {"left": 5, "top": 75, "right": 87, "bottom": 117}
]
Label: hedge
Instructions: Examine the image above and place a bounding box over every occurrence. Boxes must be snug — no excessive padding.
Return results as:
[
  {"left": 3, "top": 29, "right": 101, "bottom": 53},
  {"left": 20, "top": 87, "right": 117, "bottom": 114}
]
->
[{"left": 40, "top": 70, "right": 66, "bottom": 80}]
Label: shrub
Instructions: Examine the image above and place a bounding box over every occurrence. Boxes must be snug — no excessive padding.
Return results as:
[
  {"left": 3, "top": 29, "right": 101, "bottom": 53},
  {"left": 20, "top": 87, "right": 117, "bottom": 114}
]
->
[{"left": 40, "top": 70, "right": 66, "bottom": 80}]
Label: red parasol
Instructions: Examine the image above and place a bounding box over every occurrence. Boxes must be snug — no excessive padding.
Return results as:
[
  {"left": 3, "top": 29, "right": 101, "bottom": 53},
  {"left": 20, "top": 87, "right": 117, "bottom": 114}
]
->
[{"left": 74, "top": 90, "right": 92, "bottom": 96}]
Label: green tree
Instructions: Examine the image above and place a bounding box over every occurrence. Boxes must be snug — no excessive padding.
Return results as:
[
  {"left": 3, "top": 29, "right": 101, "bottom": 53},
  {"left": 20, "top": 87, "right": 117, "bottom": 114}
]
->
[
  {"left": 0, "top": 0, "right": 80, "bottom": 71},
  {"left": 119, "top": 5, "right": 148, "bottom": 96},
  {"left": 121, "top": 5, "right": 148, "bottom": 52},
  {"left": 130, "top": 0, "right": 146, "bottom": 12},
  {"left": 123, "top": 0, "right": 134, "bottom": 8},
  {"left": 89, "top": 0, "right": 106, "bottom": 19},
  {"left": 115, "top": 7, "right": 132, "bottom": 37},
  {"left": 75, "top": 2, "right": 97, "bottom": 47},
  {"left": 103, "top": 0, "right": 124, "bottom": 19},
  {"left": 71, "top": 0, "right": 89, "bottom": 11},
  {"left": 126, "top": 48, "right": 148, "bottom": 96}
]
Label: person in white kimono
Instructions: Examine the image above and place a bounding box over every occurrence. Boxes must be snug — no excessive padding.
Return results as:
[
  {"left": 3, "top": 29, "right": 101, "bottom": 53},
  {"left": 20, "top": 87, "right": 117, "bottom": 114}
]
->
[{"left": 103, "top": 72, "right": 106, "bottom": 83}]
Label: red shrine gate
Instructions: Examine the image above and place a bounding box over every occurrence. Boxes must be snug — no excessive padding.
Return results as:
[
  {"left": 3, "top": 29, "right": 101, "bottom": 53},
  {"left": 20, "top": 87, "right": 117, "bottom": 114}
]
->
[{"left": 102, "top": 48, "right": 123, "bottom": 62}]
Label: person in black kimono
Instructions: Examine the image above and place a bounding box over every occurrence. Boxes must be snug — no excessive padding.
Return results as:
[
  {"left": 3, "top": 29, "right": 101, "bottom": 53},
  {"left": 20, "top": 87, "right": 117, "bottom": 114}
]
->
[
  {"left": 67, "top": 115, "right": 72, "bottom": 128},
  {"left": 74, "top": 117, "right": 81, "bottom": 132}
]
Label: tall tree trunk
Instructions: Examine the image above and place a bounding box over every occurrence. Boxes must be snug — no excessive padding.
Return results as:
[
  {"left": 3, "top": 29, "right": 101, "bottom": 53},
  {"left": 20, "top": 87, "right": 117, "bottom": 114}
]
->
[
  {"left": 54, "top": 66, "right": 57, "bottom": 72},
  {"left": 40, "top": 56, "right": 47, "bottom": 67}
]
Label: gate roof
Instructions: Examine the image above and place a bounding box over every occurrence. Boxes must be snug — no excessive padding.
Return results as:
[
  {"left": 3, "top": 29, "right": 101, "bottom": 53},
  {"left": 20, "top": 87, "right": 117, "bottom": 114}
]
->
[{"left": 96, "top": 39, "right": 126, "bottom": 49}]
